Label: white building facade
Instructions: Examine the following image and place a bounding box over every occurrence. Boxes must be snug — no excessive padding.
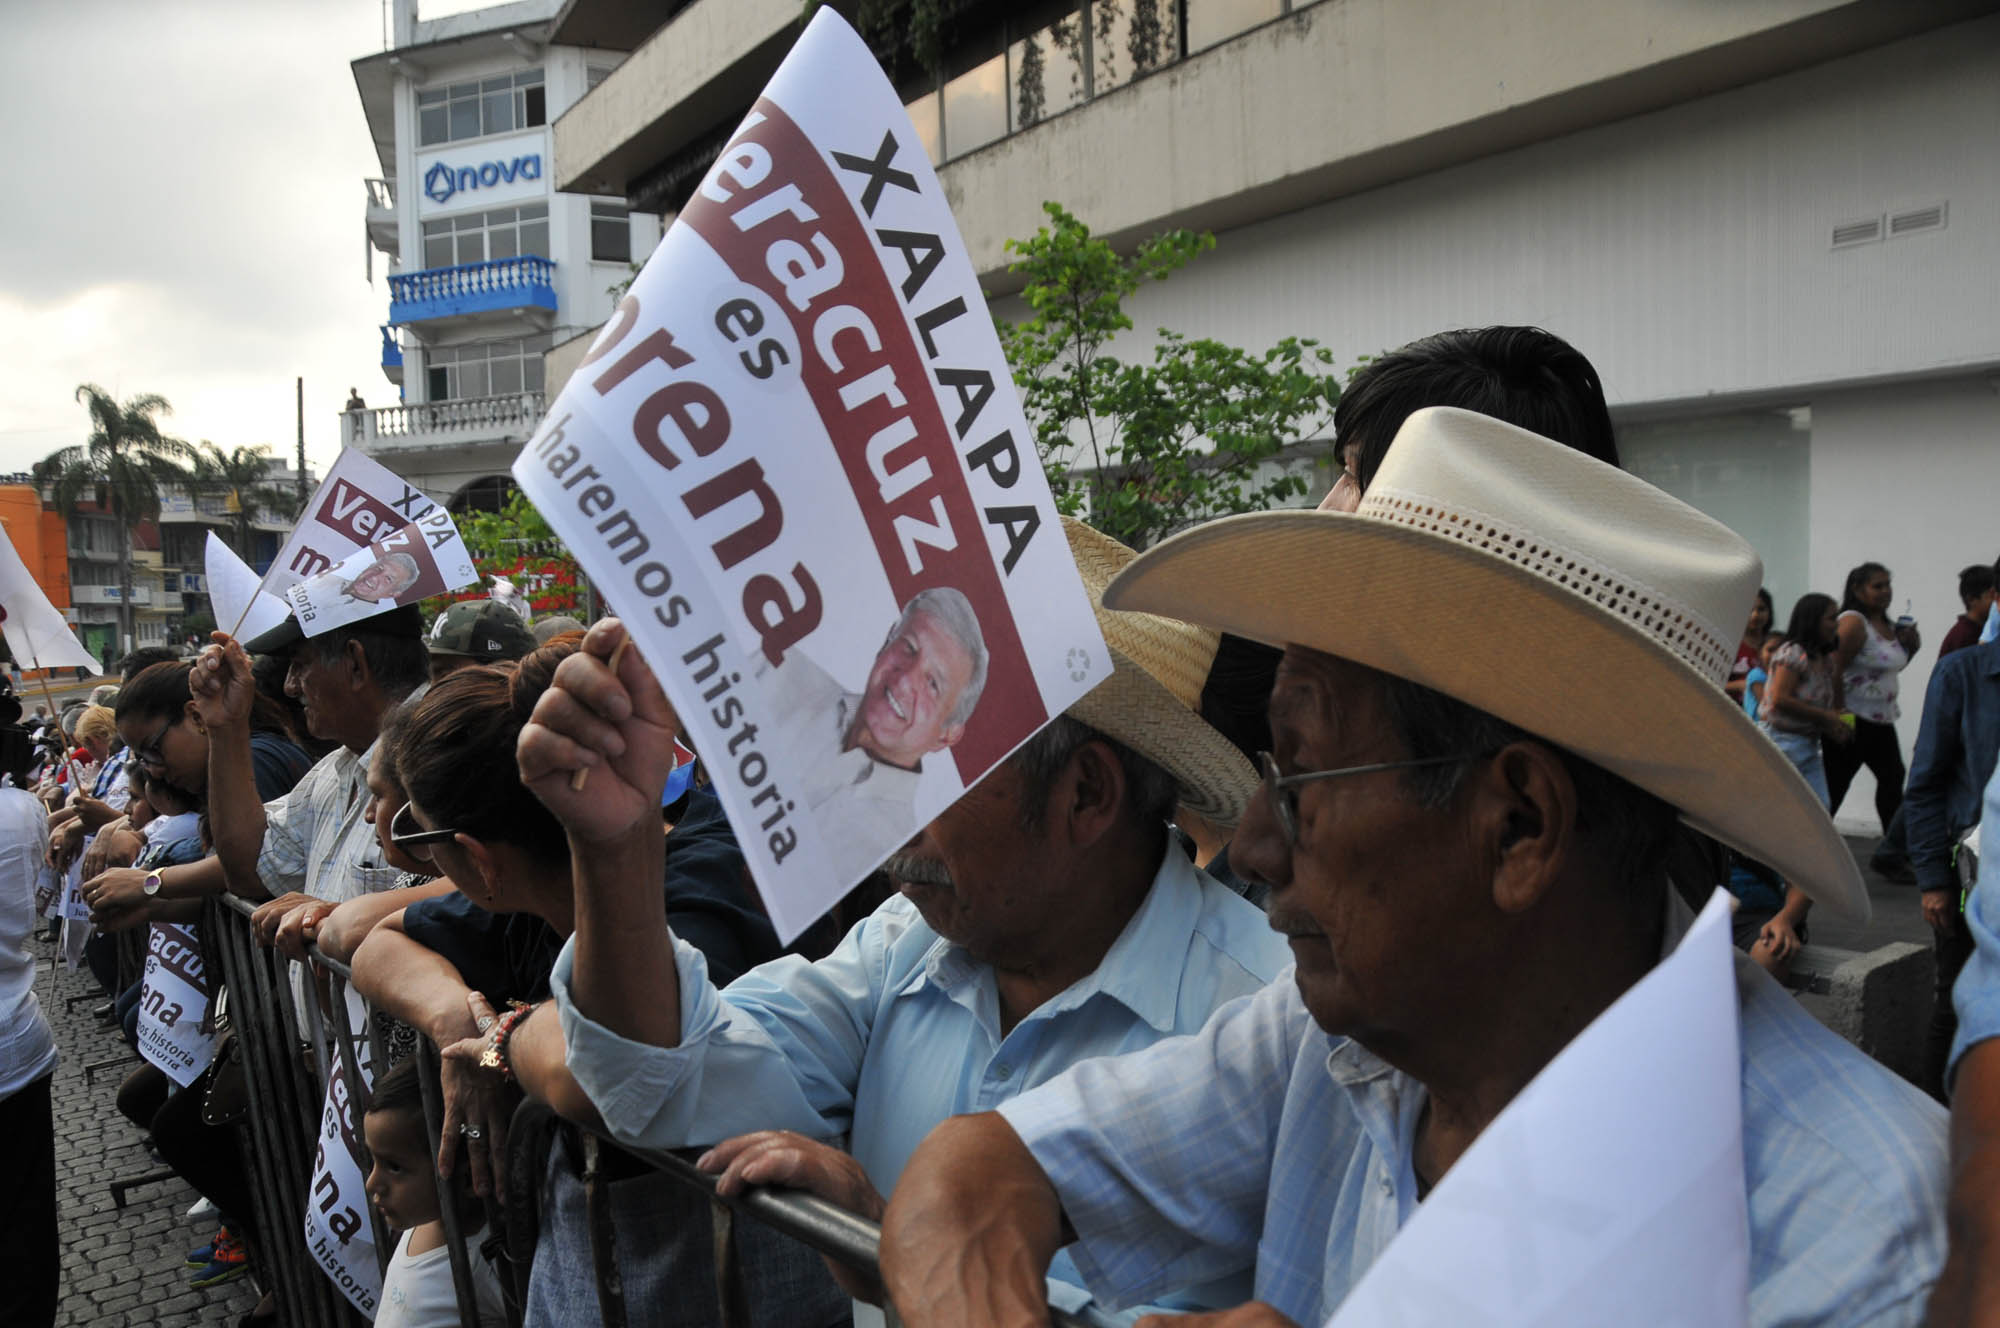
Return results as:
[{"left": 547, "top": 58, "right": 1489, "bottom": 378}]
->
[
  {"left": 548, "top": 0, "right": 2000, "bottom": 831},
  {"left": 348, "top": 0, "right": 661, "bottom": 509}
]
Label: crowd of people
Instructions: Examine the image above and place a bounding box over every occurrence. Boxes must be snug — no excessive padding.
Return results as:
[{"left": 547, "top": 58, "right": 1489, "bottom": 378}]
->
[{"left": 10, "top": 323, "right": 2000, "bottom": 1327}]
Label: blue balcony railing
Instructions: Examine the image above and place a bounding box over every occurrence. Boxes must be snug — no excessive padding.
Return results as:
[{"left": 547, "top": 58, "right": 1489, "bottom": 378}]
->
[
  {"left": 380, "top": 325, "right": 403, "bottom": 370},
  {"left": 387, "top": 255, "right": 557, "bottom": 325}
]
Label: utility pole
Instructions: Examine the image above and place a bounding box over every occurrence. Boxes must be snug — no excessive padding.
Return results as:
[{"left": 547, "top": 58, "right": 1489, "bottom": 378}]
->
[{"left": 295, "top": 376, "right": 308, "bottom": 512}]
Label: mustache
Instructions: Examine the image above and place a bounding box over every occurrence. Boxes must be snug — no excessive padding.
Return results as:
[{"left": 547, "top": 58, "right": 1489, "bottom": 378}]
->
[{"left": 882, "top": 852, "right": 953, "bottom": 889}]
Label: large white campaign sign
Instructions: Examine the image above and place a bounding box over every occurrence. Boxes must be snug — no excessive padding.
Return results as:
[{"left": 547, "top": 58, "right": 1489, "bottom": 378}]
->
[
  {"left": 136, "top": 922, "right": 220, "bottom": 1087},
  {"left": 1325, "top": 890, "right": 1749, "bottom": 1328},
  {"left": 305, "top": 987, "right": 382, "bottom": 1316},
  {"left": 242, "top": 446, "right": 458, "bottom": 635},
  {"left": 514, "top": 10, "right": 1106, "bottom": 941}
]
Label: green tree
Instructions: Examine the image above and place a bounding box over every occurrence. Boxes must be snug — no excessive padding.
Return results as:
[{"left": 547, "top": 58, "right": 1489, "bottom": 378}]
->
[
  {"left": 36, "top": 385, "right": 197, "bottom": 654},
  {"left": 192, "top": 441, "right": 297, "bottom": 561},
  {"left": 437, "top": 488, "right": 588, "bottom": 621},
  {"left": 998, "top": 202, "right": 1341, "bottom": 549}
]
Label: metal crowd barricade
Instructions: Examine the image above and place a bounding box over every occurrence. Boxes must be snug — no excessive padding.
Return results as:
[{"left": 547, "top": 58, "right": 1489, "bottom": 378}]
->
[
  {"left": 205, "top": 892, "right": 1091, "bottom": 1328},
  {"left": 205, "top": 896, "right": 364, "bottom": 1328}
]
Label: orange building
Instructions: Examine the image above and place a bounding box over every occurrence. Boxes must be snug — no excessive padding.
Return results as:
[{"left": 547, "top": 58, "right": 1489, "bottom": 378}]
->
[{"left": 0, "top": 485, "right": 72, "bottom": 609}]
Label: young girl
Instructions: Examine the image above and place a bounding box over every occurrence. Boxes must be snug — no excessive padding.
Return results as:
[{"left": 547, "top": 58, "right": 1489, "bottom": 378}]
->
[{"left": 364, "top": 1058, "right": 507, "bottom": 1328}]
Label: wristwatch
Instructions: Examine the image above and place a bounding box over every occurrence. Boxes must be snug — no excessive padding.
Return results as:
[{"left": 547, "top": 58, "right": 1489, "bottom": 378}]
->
[{"left": 142, "top": 871, "right": 163, "bottom": 896}]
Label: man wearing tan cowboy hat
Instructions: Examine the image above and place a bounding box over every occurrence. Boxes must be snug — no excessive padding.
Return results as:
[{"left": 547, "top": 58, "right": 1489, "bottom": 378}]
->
[
  {"left": 877, "top": 409, "right": 1949, "bottom": 1327},
  {"left": 495, "top": 516, "right": 1290, "bottom": 1322}
]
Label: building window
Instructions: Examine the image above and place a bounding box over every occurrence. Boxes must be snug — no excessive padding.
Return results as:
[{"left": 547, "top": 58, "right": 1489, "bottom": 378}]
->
[
  {"left": 906, "top": 0, "right": 1326, "bottom": 163},
  {"left": 425, "top": 335, "right": 552, "bottom": 401},
  {"left": 1185, "top": 0, "right": 1283, "bottom": 53},
  {"left": 586, "top": 65, "right": 613, "bottom": 91},
  {"left": 591, "top": 201, "right": 631, "bottom": 263},
  {"left": 450, "top": 475, "right": 516, "bottom": 515},
  {"left": 418, "top": 69, "right": 546, "bottom": 147},
  {"left": 1621, "top": 407, "right": 1813, "bottom": 613},
  {"left": 421, "top": 204, "right": 550, "bottom": 269}
]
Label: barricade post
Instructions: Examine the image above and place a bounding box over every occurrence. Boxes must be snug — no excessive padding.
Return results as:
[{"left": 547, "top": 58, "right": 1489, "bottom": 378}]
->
[
  {"left": 414, "top": 1035, "right": 488, "bottom": 1328},
  {"left": 321, "top": 959, "right": 398, "bottom": 1273},
  {"left": 206, "top": 895, "right": 360, "bottom": 1328}
]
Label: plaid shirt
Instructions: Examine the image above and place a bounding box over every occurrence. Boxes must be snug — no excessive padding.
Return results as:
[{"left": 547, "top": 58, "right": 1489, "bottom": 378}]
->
[
  {"left": 255, "top": 739, "right": 401, "bottom": 904},
  {"left": 1001, "top": 895, "right": 1948, "bottom": 1327}
]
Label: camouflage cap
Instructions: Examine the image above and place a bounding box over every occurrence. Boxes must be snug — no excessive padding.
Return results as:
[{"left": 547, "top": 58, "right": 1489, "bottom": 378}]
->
[{"left": 427, "top": 599, "right": 536, "bottom": 661}]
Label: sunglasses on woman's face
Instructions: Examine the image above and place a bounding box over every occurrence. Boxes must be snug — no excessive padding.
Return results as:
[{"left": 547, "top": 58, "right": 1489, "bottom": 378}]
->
[{"left": 387, "top": 800, "right": 460, "bottom": 862}]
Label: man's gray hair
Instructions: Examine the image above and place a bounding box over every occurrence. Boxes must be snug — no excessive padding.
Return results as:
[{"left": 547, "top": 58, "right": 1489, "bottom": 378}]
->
[
  {"left": 1009, "top": 714, "right": 1179, "bottom": 835},
  {"left": 887, "top": 587, "right": 989, "bottom": 728}
]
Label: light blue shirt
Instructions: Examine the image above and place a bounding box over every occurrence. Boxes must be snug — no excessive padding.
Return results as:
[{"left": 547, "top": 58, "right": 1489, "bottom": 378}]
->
[
  {"left": 1002, "top": 901, "right": 1948, "bottom": 1327},
  {"left": 551, "top": 837, "right": 1289, "bottom": 1314},
  {"left": 1949, "top": 759, "right": 2000, "bottom": 1078}
]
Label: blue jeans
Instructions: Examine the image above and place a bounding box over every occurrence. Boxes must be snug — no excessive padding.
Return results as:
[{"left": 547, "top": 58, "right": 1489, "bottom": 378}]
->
[
  {"left": 1769, "top": 729, "right": 1830, "bottom": 809},
  {"left": 525, "top": 1136, "right": 850, "bottom": 1328}
]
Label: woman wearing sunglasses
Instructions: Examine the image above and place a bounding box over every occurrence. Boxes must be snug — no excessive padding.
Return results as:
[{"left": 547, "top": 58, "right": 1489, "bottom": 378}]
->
[{"left": 346, "top": 636, "right": 849, "bottom": 1328}]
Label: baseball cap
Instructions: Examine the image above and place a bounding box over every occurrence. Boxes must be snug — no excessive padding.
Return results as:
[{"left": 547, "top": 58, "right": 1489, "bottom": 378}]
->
[{"left": 427, "top": 599, "right": 537, "bottom": 662}]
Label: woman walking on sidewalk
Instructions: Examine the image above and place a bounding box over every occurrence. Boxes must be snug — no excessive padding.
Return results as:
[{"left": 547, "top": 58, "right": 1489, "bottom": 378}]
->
[{"left": 1830, "top": 563, "right": 1920, "bottom": 871}]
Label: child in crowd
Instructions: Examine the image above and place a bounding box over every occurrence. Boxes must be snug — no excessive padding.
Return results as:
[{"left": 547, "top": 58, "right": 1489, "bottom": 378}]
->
[
  {"left": 365, "top": 1057, "right": 507, "bottom": 1328},
  {"left": 1741, "top": 635, "right": 1779, "bottom": 723}
]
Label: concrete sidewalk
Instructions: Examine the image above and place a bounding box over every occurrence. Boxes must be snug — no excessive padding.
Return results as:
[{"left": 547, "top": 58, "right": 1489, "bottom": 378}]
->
[{"left": 36, "top": 935, "right": 261, "bottom": 1327}]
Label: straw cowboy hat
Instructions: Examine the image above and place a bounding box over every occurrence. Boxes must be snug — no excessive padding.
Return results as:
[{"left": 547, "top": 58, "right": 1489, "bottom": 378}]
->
[
  {"left": 1101, "top": 407, "right": 1869, "bottom": 920},
  {"left": 1062, "top": 517, "right": 1258, "bottom": 828}
]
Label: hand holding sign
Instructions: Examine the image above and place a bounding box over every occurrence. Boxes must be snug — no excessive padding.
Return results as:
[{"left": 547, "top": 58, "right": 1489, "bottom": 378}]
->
[
  {"left": 518, "top": 619, "right": 681, "bottom": 846},
  {"left": 190, "top": 635, "right": 259, "bottom": 731}
]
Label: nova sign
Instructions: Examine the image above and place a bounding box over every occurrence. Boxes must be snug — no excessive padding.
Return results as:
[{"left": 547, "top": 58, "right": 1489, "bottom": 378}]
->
[{"left": 424, "top": 153, "right": 542, "bottom": 205}]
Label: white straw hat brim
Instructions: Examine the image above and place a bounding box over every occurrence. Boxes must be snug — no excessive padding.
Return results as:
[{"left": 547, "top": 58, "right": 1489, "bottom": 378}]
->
[{"left": 1104, "top": 509, "right": 1869, "bottom": 922}]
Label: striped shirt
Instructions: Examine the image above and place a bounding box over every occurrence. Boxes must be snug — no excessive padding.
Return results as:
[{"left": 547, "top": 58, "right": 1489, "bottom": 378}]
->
[{"left": 1001, "top": 897, "right": 1948, "bottom": 1326}]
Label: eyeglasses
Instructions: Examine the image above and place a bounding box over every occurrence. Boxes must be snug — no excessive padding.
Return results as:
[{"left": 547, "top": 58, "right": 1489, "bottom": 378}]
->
[
  {"left": 131, "top": 717, "right": 177, "bottom": 770},
  {"left": 1255, "top": 750, "right": 1483, "bottom": 848},
  {"left": 388, "top": 800, "right": 461, "bottom": 861}
]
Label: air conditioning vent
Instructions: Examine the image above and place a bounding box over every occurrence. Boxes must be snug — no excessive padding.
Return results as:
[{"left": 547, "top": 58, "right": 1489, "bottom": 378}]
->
[
  {"left": 1831, "top": 216, "right": 1883, "bottom": 249},
  {"left": 1889, "top": 201, "right": 1947, "bottom": 237}
]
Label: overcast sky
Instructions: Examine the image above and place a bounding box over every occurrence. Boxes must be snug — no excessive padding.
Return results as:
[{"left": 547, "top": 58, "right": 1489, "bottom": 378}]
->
[{"left": 0, "top": 1, "right": 491, "bottom": 479}]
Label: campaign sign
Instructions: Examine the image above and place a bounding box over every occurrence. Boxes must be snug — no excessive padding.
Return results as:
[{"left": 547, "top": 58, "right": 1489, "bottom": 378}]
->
[
  {"left": 513, "top": 9, "right": 1106, "bottom": 941},
  {"left": 304, "top": 988, "right": 381, "bottom": 1316},
  {"left": 136, "top": 922, "right": 220, "bottom": 1087},
  {"left": 242, "top": 446, "right": 459, "bottom": 633},
  {"left": 283, "top": 504, "right": 477, "bottom": 638}
]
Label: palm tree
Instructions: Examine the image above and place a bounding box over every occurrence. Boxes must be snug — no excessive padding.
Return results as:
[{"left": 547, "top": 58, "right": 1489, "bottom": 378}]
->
[
  {"left": 192, "top": 441, "right": 297, "bottom": 562},
  {"left": 36, "top": 385, "right": 197, "bottom": 657}
]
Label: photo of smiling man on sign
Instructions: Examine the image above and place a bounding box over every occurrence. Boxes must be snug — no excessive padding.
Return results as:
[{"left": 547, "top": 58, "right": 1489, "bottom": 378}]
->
[{"left": 767, "top": 587, "right": 989, "bottom": 883}]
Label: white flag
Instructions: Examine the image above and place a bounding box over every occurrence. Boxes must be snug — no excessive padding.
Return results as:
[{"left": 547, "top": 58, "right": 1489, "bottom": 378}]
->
[
  {"left": 0, "top": 518, "right": 97, "bottom": 672},
  {"left": 203, "top": 532, "right": 290, "bottom": 648},
  {"left": 1324, "top": 890, "right": 1749, "bottom": 1328}
]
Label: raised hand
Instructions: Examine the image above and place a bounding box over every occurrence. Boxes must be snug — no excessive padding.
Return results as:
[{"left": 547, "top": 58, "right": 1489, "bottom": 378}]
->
[
  {"left": 517, "top": 618, "right": 681, "bottom": 847},
  {"left": 190, "top": 633, "right": 259, "bottom": 730}
]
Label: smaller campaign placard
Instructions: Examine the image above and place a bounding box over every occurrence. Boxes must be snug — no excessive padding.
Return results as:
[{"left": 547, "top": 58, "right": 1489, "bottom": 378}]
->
[
  {"left": 135, "top": 922, "right": 220, "bottom": 1088},
  {"left": 283, "top": 505, "right": 477, "bottom": 638}
]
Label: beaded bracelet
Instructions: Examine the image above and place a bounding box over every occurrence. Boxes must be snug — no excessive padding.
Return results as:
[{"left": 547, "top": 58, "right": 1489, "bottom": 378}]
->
[{"left": 479, "top": 1002, "right": 536, "bottom": 1082}]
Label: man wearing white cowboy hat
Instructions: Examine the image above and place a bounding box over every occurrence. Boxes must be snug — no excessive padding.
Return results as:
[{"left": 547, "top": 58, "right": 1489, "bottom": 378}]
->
[
  {"left": 499, "top": 517, "right": 1290, "bottom": 1321},
  {"left": 877, "top": 408, "right": 1949, "bottom": 1327}
]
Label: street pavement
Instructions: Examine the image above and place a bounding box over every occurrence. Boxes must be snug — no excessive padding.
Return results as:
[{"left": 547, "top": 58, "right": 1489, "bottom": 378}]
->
[
  {"left": 37, "top": 933, "right": 261, "bottom": 1328},
  {"left": 1813, "top": 833, "right": 1935, "bottom": 953}
]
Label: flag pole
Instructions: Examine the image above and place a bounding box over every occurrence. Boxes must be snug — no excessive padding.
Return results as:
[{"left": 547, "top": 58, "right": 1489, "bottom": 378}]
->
[{"left": 23, "top": 643, "right": 81, "bottom": 794}]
